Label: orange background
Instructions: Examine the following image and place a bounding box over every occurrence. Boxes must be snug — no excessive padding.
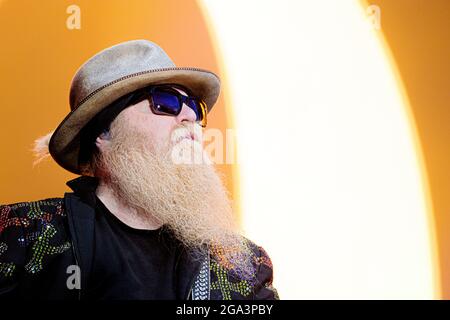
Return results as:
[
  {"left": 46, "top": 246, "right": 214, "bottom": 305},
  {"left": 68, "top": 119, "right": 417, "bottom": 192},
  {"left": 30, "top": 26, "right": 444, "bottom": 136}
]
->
[
  {"left": 0, "top": 0, "right": 449, "bottom": 298},
  {"left": 372, "top": 0, "right": 450, "bottom": 298}
]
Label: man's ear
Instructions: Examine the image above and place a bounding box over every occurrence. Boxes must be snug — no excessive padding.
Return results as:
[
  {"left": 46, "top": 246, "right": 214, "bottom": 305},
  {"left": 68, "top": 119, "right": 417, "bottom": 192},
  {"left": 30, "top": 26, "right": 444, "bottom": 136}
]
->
[
  {"left": 95, "top": 130, "right": 111, "bottom": 149},
  {"left": 99, "top": 129, "right": 111, "bottom": 140}
]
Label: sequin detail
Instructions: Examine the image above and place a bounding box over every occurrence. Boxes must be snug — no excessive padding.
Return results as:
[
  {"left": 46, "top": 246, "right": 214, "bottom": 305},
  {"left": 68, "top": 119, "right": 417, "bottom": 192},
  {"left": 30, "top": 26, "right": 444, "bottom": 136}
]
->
[
  {"left": 0, "top": 205, "right": 29, "bottom": 233},
  {"left": 18, "top": 231, "right": 42, "bottom": 247},
  {"left": 26, "top": 202, "right": 52, "bottom": 222},
  {"left": 210, "top": 241, "right": 258, "bottom": 286},
  {"left": 0, "top": 242, "right": 16, "bottom": 277},
  {"left": 24, "top": 223, "right": 71, "bottom": 274},
  {"left": 210, "top": 260, "right": 252, "bottom": 300},
  {"left": 210, "top": 244, "right": 235, "bottom": 270}
]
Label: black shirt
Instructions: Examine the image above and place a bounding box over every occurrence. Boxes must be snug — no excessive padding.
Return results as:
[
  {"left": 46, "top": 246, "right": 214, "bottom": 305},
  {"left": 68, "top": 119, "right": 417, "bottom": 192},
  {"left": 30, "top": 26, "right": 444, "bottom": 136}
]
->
[{"left": 85, "top": 195, "right": 181, "bottom": 300}]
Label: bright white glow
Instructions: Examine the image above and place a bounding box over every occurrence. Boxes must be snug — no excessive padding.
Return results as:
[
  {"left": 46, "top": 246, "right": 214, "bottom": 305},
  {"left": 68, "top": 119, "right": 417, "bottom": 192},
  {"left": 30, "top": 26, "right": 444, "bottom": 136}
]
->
[{"left": 200, "top": 0, "right": 435, "bottom": 299}]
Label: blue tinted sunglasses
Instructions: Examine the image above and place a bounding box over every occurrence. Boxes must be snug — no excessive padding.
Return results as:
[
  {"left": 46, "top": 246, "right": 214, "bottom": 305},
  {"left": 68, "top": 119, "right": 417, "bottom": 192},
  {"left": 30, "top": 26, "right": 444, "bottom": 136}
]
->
[{"left": 144, "top": 84, "right": 207, "bottom": 127}]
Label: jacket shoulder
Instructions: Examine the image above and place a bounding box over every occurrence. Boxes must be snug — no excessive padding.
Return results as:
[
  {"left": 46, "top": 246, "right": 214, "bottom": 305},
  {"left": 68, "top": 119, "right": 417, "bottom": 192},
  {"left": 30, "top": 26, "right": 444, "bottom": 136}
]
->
[
  {"left": 1, "top": 198, "right": 66, "bottom": 247},
  {"left": 1, "top": 197, "right": 65, "bottom": 220},
  {"left": 0, "top": 197, "right": 71, "bottom": 280}
]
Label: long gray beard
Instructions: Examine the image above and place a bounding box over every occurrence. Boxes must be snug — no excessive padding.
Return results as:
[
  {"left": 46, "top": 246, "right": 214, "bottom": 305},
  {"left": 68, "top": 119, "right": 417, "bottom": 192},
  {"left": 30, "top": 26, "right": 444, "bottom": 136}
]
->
[{"left": 94, "top": 118, "right": 254, "bottom": 278}]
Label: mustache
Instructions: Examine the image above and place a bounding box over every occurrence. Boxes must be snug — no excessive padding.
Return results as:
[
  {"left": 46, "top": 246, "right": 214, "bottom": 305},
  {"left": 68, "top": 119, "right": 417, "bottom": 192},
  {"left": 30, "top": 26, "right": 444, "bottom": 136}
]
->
[{"left": 170, "top": 122, "right": 202, "bottom": 144}]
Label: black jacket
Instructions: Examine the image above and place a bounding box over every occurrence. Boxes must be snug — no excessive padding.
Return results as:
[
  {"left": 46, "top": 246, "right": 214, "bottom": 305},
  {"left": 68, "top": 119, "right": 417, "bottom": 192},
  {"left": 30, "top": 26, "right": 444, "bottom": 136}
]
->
[{"left": 0, "top": 176, "right": 279, "bottom": 300}]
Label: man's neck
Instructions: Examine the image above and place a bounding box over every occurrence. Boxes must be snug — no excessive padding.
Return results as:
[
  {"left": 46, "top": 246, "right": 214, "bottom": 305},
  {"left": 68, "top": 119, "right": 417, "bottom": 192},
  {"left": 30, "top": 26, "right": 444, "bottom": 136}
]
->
[{"left": 95, "top": 180, "right": 163, "bottom": 230}]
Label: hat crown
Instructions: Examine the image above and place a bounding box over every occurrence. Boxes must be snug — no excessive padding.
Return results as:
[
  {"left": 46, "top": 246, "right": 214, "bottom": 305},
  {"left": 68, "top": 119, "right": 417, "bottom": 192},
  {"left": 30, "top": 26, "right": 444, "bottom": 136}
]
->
[{"left": 69, "top": 40, "right": 175, "bottom": 110}]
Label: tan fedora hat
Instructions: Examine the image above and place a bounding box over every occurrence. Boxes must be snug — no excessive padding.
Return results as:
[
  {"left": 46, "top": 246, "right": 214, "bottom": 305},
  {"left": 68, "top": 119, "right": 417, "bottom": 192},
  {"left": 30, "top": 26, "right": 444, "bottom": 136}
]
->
[{"left": 48, "top": 39, "right": 221, "bottom": 175}]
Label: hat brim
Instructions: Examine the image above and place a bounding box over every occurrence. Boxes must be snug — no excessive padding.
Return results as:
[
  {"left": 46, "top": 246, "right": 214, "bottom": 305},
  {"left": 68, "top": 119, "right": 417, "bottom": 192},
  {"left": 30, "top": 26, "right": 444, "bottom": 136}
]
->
[{"left": 49, "top": 67, "right": 220, "bottom": 175}]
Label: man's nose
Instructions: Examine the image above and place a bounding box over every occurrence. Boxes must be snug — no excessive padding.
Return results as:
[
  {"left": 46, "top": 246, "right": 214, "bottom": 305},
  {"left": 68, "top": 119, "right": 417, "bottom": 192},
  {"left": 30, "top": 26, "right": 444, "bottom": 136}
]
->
[{"left": 176, "top": 103, "right": 197, "bottom": 123}]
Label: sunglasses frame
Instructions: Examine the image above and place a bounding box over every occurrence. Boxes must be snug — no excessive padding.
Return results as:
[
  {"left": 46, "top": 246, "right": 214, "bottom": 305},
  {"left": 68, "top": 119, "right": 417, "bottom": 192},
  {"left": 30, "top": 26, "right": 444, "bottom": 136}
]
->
[{"left": 144, "top": 83, "right": 208, "bottom": 127}]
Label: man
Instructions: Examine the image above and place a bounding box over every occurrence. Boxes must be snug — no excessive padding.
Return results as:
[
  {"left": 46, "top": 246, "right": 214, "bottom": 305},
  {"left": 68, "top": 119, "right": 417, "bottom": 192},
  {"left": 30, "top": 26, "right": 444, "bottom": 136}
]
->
[{"left": 0, "top": 40, "right": 279, "bottom": 300}]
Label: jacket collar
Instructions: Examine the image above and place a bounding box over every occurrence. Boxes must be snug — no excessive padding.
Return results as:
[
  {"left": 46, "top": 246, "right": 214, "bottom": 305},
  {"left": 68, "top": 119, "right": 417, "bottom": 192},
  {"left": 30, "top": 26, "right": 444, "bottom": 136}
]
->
[
  {"left": 64, "top": 175, "right": 204, "bottom": 300},
  {"left": 66, "top": 175, "right": 99, "bottom": 204}
]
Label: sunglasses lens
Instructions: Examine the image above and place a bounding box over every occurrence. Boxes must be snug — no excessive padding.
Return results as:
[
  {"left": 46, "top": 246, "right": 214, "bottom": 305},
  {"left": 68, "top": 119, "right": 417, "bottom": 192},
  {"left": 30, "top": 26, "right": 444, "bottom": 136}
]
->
[
  {"left": 188, "top": 98, "right": 208, "bottom": 127},
  {"left": 187, "top": 99, "right": 202, "bottom": 121},
  {"left": 150, "top": 86, "right": 207, "bottom": 127},
  {"left": 151, "top": 88, "right": 181, "bottom": 115}
]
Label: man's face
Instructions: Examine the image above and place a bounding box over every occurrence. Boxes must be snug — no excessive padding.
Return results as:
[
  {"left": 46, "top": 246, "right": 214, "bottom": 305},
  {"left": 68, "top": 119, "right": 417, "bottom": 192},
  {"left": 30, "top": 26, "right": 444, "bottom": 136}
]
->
[{"left": 120, "top": 86, "right": 200, "bottom": 151}]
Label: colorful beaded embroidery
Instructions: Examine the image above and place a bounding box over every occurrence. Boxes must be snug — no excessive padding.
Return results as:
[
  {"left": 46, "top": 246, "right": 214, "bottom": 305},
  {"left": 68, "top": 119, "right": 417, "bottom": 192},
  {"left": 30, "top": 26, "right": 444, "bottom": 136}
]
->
[
  {"left": 26, "top": 202, "right": 53, "bottom": 222},
  {"left": 0, "top": 205, "right": 29, "bottom": 233},
  {"left": 0, "top": 242, "right": 16, "bottom": 277},
  {"left": 0, "top": 200, "right": 70, "bottom": 277},
  {"left": 210, "top": 241, "right": 258, "bottom": 286},
  {"left": 24, "top": 223, "right": 71, "bottom": 274},
  {"left": 18, "top": 231, "right": 42, "bottom": 247},
  {"left": 210, "top": 260, "right": 252, "bottom": 300}
]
